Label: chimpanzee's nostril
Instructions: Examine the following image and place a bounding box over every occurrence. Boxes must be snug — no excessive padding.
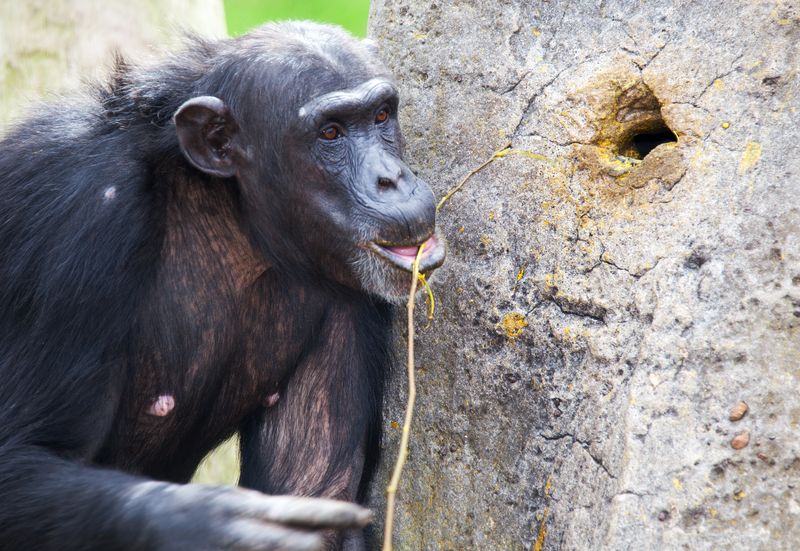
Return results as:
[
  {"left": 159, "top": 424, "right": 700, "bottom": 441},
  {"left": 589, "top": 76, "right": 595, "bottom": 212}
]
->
[{"left": 377, "top": 177, "right": 396, "bottom": 190}]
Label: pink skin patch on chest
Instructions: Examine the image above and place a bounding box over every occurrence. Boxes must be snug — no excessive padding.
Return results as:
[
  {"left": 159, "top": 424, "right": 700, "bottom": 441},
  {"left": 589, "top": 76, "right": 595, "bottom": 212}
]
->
[
  {"left": 263, "top": 392, "right": 280, "bottom": 408},
  {"left": 146, "top": 395, "right": 175, "bottom": 417}
]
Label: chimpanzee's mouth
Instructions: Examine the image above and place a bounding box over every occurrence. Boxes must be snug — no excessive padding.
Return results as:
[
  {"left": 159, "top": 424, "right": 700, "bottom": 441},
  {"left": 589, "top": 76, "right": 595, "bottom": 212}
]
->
[{"left": 369, "top": 234, "right": 446, "bottom": 274}]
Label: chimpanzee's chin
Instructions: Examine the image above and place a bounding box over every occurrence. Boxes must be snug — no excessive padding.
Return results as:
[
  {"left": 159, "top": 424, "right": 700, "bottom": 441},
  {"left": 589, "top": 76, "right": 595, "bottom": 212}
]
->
[{"left": 351, "top": 247, "right": 440, "bottom": 304}]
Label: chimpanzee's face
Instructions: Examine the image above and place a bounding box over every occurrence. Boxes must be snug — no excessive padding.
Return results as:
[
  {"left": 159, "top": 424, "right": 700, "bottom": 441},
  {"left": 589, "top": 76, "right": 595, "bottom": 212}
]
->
[
  {"left": 278, "top": 77, "right": 445, "bottom": 301},
  {"left": 173, "top": 38, "right": 445, "bottom": 302}
]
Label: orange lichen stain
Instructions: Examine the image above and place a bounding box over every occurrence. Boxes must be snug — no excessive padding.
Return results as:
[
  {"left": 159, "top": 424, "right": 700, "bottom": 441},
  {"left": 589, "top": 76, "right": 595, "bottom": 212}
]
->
[
  {"left": 672, "top": 478, "right": 684, "bottom": 491},
  {"left": 458, "top": 226, "right": 465, "bottom": 233},
  {"left": 722, "top": 121, "right": 730, "bottom": 129},
  {"left": 390, "top": 421, "right": 400, "bottom": 430},
  {"left": 532, "top": 27, "right": 542, "bottom": 37},
  {"left": 500, "top": 312, "right": 528, "bottom": 339},
  {"left": 532, "top": 510, "right": 548, "bottom": 551},
  {"left": 533, "top": 475, "right": 554, "bottom": 551},
  {"left": 516, "top": 265, "right": 526, "bottom": 282},
  {"left": 738, "top": 142, "right": 762, "bottom": 174},
  {"left": 733, "top": 490, "right": 747, "bottom": 501},
  {"left": 488, "top": 211, "right": 496, "bottom": 221},
  {"left": 543, "top": 270, "right": 563, "bottom": 293},
  {"left": 557, "top": 325, "right": 578, "bottom": 346},
  {"left": 544, "top": 475, "right": 553, "bottom": 497}
]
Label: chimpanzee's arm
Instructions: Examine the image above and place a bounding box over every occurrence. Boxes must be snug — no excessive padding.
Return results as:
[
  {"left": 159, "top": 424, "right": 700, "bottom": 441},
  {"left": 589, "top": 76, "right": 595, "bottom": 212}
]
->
[
  {"left": 0, "top": 444, "right": 372, "bottom": 550},
  {"left": 239, "top": 298, "right": 393, "bottom": 551}
]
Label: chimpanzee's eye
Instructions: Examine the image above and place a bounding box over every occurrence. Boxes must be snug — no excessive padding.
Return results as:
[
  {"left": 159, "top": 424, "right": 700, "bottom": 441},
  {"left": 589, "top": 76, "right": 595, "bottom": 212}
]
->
[
  {"left": 320, "top": 125, "right": 342, "bottom": 140},
  {"left": 375, "top": 108, "right": 389, "bottom": 124}
]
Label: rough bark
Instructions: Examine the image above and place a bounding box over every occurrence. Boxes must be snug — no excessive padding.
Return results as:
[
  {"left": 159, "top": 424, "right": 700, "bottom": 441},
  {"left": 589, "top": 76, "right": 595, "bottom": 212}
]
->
[
  {"left": 0, "top": 0, "right": 226, "bottom": 130},
  {"left": 368, "top": 2, "right": 800, "bottom": 549}
]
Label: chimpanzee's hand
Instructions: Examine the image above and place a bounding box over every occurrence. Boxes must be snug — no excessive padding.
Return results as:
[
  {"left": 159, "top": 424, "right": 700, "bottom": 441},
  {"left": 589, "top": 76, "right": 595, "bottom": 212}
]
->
[{"left": 125, "top": 482, "right": 372, "bottom": 551}]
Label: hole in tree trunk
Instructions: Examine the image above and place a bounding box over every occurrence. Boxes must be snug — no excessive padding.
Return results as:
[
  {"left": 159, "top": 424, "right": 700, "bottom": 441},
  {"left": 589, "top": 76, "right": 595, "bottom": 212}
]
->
[
  {"left": 575, "top": 76, "right": 686, "bottom": 189},
  {"left": 631, "top": 127, "right": 678, "bottom": 159}
]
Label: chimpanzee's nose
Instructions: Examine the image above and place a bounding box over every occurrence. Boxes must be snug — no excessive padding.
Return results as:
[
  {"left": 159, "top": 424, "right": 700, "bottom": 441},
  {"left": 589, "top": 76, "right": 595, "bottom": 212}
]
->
[{"left": 376, "top": 169, "right": 401, "bottom": 191}]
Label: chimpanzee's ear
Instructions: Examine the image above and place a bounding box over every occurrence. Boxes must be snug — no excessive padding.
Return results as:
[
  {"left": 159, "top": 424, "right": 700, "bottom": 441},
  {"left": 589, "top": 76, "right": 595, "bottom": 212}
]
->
[{"left": 173, "top": 96, "right": 239, "bottom": 178}]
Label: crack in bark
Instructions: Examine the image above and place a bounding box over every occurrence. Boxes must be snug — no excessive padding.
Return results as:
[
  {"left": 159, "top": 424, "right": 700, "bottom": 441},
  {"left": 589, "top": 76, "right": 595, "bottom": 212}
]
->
[
  {"left": 602, "top": 256, "right": 662, "bottom": 279},
  {"left": 641, "top": 40, "right": 670, "bottom": 72},
  {"left": 696, "top": 52, "right": 745, "bottom": 101},
  {"left": 614, "top": 490, "right": 651, "bottom": 499},
  {"left": 609, "top": 16, "right": 639, "bottom": 50},
  {"left": 511, "top": 66, "right": 571, "bottom": 137},
  {"left": 584, "top": 241, "right": 608, "bottom": 275},
  {"left": 548, "top": 294, "right": 607, "bottom": 323},
  {"left": 511, "top": 47, "right": 615, "bottom": 139},
  {"left": 670, "top": 100, "right": 711, "bottom": 113},
  {"left": 493, "top": 71, "right": 531, "bottom": 96},
  {"left": 541, "top": 432, "right": 617, "bottom": 479}
]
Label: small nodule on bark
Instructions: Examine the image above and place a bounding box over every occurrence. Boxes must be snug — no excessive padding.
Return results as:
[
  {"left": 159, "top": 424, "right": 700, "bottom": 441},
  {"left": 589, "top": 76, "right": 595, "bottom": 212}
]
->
[
  {"left": 729, "top": 401, "right": 748, "bottom": 422},
  {"left": 147, "top": 395, "right": 175, "bottom": 417},
  {"left": 731, "top": 431, "right": 750, "bottom": 450}
]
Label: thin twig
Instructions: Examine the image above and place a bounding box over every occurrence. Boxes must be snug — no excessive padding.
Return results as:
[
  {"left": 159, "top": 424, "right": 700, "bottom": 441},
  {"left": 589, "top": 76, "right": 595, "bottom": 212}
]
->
[
  {"left": 436, "top": 142, "right": 512, "bottom": 211},
  {"left": 382, "top": 244, "right": 425, "bottom": 551}
]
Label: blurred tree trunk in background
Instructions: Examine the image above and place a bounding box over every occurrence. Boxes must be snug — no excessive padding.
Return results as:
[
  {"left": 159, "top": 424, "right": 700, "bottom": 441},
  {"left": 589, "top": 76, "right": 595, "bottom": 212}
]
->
[{"left": 0, "top": 0, "right": 226, "bottom": 130}]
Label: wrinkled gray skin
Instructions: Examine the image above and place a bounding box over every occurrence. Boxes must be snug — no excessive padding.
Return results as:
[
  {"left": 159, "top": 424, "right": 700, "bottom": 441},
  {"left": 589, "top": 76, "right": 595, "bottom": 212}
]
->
[{"left": 368, "top": 1, "right": 800, "bottom": 549}]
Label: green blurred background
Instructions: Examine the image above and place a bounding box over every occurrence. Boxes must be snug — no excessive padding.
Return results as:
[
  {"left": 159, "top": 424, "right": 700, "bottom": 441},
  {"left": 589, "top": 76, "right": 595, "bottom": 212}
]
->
[{"left": 224, "top": 0, "right": 371, "bottom": 37}]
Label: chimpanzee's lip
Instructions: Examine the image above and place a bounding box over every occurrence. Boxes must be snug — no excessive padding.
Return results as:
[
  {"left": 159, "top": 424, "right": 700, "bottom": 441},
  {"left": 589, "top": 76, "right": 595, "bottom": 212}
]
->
[{"left": 369, "top": 233, "right": 446, "bottom": 273}]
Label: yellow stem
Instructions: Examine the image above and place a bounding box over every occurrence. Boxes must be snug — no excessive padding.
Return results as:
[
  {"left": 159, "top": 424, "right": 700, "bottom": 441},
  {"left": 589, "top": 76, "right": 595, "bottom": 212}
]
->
[
  {"left": 436, "top": 142, "right": 512, "bottom": 211},
  {"left": 418, "top": 273, "right": 435, "bottom": 321},
  {"left": 382, "top": 243, "right": 425, "bottom": 551}
]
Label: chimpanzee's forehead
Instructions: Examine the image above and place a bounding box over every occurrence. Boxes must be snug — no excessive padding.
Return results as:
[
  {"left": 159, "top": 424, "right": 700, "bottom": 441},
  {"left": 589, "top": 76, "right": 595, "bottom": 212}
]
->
[
  {"left": 296, "top": 78, "right": 398, "bottom": 129},
  {"left": 236, "top": 21, "right": 385, "bottom": 80}
]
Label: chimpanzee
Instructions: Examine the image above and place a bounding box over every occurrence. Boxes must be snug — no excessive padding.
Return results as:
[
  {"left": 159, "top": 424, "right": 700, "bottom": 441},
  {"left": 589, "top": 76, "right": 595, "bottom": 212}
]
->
[{"left": 0, "top": 21, "right": 445, "bottom": 551}]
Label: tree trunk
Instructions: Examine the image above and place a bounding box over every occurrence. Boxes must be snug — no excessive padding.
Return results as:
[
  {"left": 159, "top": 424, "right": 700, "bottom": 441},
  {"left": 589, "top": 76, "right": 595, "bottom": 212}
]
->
[
  {"left": 369, "top": 2, "right": 800, "bottom": 549},
  {"left": 0, "top": 0, "right": 226, "bottom": 130}
]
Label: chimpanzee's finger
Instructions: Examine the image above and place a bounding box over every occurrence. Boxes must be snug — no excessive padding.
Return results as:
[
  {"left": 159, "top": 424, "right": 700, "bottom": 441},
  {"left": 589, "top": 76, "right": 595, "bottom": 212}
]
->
[
  {"left": 220, "top": 491, "right": 373, "bottom": 529},
  {"left": 225, "top": 519, "right": 323, "bottom": 551}
]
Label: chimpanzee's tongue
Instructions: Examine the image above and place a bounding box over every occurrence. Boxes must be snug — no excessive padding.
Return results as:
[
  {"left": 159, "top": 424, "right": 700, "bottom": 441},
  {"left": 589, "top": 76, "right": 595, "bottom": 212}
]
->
[
  {"left": 384, "top": 236, "right": 437, "bottom": 258},
  {"left": 385, "top": 245, "right": 420, "bottom": 257}
]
